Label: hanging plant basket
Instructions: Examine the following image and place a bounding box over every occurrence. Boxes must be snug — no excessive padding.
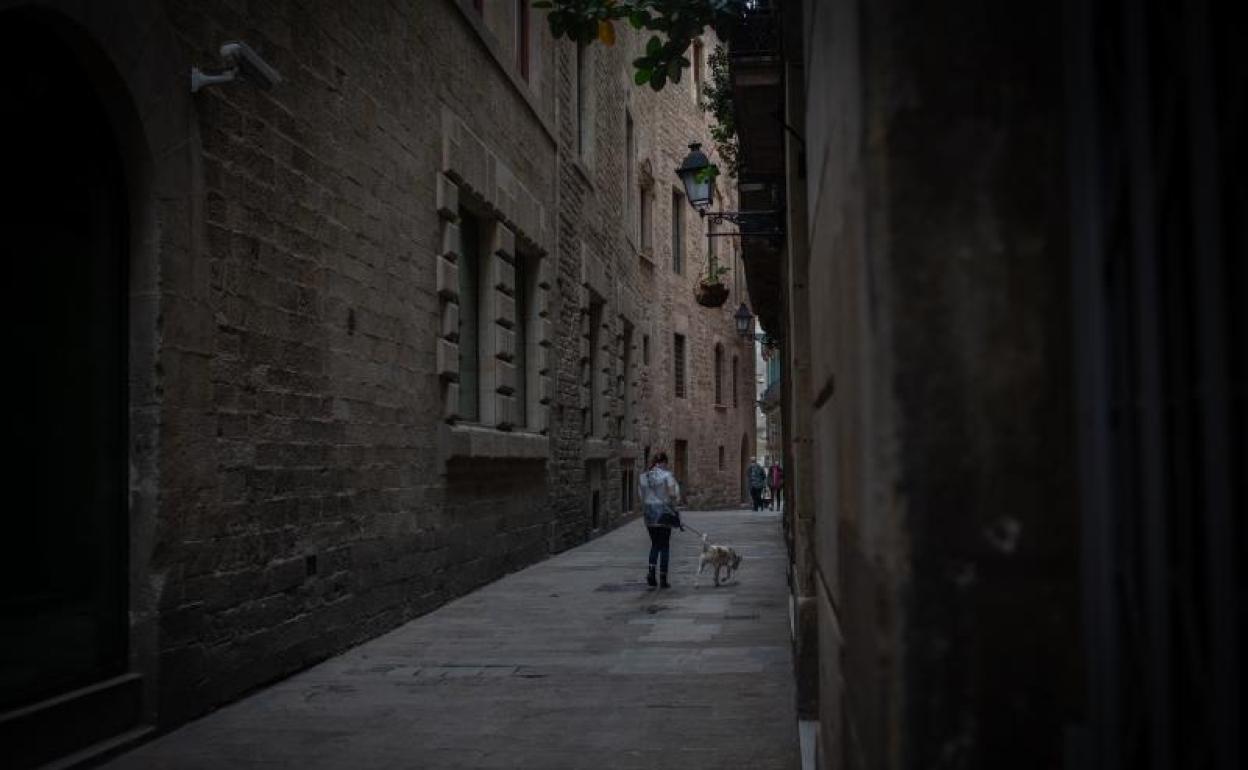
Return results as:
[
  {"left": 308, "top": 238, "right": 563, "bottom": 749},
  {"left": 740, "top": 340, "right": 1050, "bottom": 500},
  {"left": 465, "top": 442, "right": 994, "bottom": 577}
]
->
[{"left": 695, "top": 281, "right": 730, "bottom": 308}]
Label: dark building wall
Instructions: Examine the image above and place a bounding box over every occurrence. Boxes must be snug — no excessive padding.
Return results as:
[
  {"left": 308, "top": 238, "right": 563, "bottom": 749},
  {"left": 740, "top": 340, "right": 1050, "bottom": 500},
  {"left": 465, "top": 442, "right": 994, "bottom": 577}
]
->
[
  {"left": 151, "top": 0, "right": 565, "bottom": 725},
  {"left": 800, "top": 0, "right": 1084, "bottom": 766},
  {"left": 0, "top": 0, "right": 753, "bottom": 753}
]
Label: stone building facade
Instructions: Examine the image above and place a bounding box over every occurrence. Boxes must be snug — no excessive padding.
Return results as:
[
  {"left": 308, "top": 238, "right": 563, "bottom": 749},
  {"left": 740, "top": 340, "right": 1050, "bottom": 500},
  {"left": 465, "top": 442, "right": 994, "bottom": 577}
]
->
[
  {"left": 0, "top": 1, "right": 752, "bottom": 765},
  {"left": 726, "top": 1, "right": 1244, "bottom": 768},
  {"left": 548, "top": 20, "right": 755, "bottom": 529}
]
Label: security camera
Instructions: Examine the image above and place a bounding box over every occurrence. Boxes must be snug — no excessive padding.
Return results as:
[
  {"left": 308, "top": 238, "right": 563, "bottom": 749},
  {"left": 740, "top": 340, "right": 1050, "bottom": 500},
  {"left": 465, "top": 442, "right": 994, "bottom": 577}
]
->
[
  {"left": 219, "top": 41, "right": 282, "bottom": 89},
  {"left": 191, "top": 40, "right": 282, "bottom": 93}
]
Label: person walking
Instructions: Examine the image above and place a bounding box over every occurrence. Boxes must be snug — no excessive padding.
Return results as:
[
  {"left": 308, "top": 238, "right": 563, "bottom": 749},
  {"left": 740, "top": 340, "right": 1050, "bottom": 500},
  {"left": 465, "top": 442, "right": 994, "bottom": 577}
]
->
[
  {"left": 639, "top": 451, "right": 681, "bottom": 589},
  {"left": 768, "top": 460, "right": 784, "bottom": 511},
  {"left": 747, "top": 457, "right": 767, "bottom": 511}
]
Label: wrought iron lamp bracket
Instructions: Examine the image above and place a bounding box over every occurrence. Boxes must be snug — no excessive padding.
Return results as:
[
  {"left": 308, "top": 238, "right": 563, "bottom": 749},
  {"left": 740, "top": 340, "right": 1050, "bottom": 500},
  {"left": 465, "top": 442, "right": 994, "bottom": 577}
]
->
[{"left": 699, "top": 209, "right": 785, "bottom": 239}]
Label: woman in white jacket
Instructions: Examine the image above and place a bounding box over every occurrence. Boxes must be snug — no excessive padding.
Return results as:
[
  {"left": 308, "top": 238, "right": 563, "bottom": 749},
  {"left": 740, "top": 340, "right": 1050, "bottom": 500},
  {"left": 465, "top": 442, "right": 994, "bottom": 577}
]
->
[{"left": 638, "top": 451, "right": 681, "bottom": 588}]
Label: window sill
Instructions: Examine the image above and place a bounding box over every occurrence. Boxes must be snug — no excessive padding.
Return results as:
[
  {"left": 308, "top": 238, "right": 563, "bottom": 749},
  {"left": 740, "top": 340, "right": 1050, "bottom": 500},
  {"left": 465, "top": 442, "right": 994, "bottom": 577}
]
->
[
  {"left": 713, "top": 403, "right": 728, "bottom": 412},
  {"left": 584, "top": 438, "right": 612, "bottom": 460},
  {"left": 439, "top": 422, "right": 549, "bottom": 466}
]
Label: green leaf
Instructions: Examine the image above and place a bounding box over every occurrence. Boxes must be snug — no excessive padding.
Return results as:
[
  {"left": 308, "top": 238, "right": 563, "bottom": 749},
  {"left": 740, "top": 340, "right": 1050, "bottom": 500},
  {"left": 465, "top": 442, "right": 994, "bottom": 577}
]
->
[
  {"left": 694, "top": 163, "right": 720, "bottom": 184},
  {"left": 649, "top": 68, "right": 667, "bottom": 91},
  {"left": 634, "top": 67, "right": 651, "bottom": 85},
  {"left": 628, "top": 10, "right": 647, "bottom": 29},
  {"left": 646, "top": 35, "right": 662, "bottom": 56}
]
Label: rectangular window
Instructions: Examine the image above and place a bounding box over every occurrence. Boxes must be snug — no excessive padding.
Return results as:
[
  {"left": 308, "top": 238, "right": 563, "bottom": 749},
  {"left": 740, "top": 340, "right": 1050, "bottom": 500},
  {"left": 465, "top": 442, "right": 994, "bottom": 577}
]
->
[
  {"left": 732, "top": 354, "right": 738, "bottom": 407},
  {"left": 457, "top": 208, "right": 481, "bottom": 421},
  {"left": 588, "top": 299, "right": 604, "bottom": 436},
  {"left": 639, "top": 188, "right": 652, "bottom": 253},
  {"left": 671, "top": 189, "right": 684, "bottom": 274},
  {"left": 513, "top": 251, "right": 531, "bottom": 428},
  {"left": 576, "top": 43, "right": 591, "bottom": 160},
  {"left": 621, "top": 459, "right": 635, "bottom": 513},
  {"left": 515, "top": 0, "right": 530, "bottom": 80},
  {"left": 622, "top": 322, "right": 633, "bottom": 439},
  {"left": 625, "top": 112, "right": 635, "bottom": 242},
  {"left": 718, "top": 445, "right": 725, "bottom": 471},
  {"left": 693, "top": 39, "right": 705, "bottom": 104},
  {"left": 733, "top": 246, "right": 742, "bottom": 301},
  {"left": 674, "top": 333, "right": 686, "bottom": 399},
  {"left": 714, "top": 345, "right": 724, "bottom": 405}
]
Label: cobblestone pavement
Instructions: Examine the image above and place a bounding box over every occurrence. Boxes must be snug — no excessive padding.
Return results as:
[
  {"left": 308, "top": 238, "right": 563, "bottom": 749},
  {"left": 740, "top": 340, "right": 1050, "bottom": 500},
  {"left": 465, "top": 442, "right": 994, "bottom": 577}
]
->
[{"left": 105, "top": 509, "right": 798, "bottom": 769}]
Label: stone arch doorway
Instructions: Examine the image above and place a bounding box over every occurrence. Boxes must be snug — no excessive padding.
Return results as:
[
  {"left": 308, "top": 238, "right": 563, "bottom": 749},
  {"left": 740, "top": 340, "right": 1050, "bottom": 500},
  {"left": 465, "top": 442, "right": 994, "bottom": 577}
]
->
[
  {"left": 0, "top": 4, "right": 187, "bottom": 763},
  {"left": 1, "top": 7, "right": 130, "bottom": 712}
]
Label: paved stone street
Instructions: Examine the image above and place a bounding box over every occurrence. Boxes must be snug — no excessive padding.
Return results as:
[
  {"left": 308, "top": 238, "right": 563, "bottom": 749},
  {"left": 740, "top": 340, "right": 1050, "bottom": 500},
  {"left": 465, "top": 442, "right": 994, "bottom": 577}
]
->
[{"left": 105, "top": 509, "right": 798, "bottom": 769}]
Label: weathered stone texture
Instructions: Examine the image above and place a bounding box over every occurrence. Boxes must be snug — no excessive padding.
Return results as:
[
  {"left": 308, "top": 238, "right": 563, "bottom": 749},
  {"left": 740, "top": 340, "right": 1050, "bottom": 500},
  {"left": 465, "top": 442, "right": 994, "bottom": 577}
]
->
[
  {"left": 792, "top": 1, "right": 1083, "bottom": 766},
  {"left": 151, "top": 0, "right": 565, "bottom": 725},
  {"left": 1, "top": 0, "right": 754, "bottom": 740}
]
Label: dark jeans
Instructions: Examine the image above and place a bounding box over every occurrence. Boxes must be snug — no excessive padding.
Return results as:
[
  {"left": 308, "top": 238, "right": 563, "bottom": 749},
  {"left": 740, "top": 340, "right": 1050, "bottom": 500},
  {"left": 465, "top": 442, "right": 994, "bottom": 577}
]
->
[
  {"left": 750, "top": 486, "right": 765, "bottom": 511},
  {"left": 646, "top": 526, "right": 672, "bottom": 573},
  {"left": 769, "top": 485, "right": 783, "bottom": 509}
]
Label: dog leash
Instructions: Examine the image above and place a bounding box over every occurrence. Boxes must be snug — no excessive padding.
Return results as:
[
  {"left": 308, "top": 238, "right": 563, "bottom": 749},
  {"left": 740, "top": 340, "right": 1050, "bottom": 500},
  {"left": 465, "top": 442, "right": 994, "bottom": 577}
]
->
[{"left": 679, "top": 523, "right": 705, "bottom": 538}]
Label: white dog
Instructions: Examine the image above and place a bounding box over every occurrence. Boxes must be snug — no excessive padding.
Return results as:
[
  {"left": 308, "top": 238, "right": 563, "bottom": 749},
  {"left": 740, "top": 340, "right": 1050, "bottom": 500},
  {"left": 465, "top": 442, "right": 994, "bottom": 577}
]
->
[{"left": 697, "top": 533, "right": 743, "bottom": 586}]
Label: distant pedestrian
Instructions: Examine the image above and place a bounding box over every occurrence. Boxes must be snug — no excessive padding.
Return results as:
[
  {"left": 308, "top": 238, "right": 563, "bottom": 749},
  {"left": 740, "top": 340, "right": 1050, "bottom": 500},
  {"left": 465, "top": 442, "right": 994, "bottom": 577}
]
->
[
  {"left": 768, "top": 461, "right": 784, "bottom": 510},
  {"left": 639, "top": 451, "right": 681, "bottom": 589},
  {"left": 747, "top": 457, "right": 767, "bottom": 511}
]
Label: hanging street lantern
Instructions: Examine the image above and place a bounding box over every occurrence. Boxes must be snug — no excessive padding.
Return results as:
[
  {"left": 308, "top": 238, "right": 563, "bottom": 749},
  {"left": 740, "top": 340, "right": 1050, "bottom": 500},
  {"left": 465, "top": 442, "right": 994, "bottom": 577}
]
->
[
  {"left": 674, "top": 142, "right": 714, "bottom": 212},
  {"left": 734, "top": 302, "right": 754, "bottom": 339},
  {"left": 674, "top": 139, "right": 783, "bottom": 240}
]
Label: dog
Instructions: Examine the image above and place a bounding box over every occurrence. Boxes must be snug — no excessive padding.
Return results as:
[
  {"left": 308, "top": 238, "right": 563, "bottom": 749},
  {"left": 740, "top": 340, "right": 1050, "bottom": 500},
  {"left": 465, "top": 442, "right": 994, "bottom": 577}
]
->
[{"left": 697, "top": 533, "right": 743, "bottom": 586}]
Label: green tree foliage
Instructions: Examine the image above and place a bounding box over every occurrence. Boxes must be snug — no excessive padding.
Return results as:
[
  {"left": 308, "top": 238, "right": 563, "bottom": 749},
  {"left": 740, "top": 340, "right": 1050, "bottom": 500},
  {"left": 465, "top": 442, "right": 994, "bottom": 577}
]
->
[
  {"left": 701, "top": 43, "right": 738, "bottom": 177},
  {"left": 532, "top": 0, "right": 743, "bottom": 91}
]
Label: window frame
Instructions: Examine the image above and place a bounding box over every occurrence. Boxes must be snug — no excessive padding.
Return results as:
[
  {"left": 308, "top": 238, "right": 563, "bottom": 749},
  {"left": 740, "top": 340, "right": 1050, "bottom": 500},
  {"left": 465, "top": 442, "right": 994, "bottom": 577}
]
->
[
  {"left": 693, "top": 39, "right": 705, "bottom": 104},
  {"left": 639, "top": 185, "right": 653, "bottom": 254},
  {"left": 515, "top": 0, "right": 530, "bottom": 80},
  {"left": 674, "top": 333, "right": 687, "bottom": 399},
  {"left": 732, "top": 354, "right": 739, "bottom": 407},
  {"left": 513, "top": 248, "right": 537, "bottom": 429},
  {"left": 457, "top": 207, "right": 483, "bottom": 421},
  {"left": 621, "top": 321, "right": 634, "bottom": 439},
  {"left": 714, "top": 344, "right": 724, "bottom": 405},
  {"left": 625, "top": 111, "right": 635, "bottom": 244},
  {"left": 576, "top": 42, "right": 592, "bottom": 163},
  {"left": 671, "top": 188, "right": 684, "bottom": 274}
]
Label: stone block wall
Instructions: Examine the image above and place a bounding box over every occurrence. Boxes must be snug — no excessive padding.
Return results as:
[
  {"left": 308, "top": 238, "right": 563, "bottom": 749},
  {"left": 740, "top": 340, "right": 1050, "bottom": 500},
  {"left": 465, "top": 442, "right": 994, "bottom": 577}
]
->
[
  {"left": 153, "top": 0, "right": 566, "bottom": 725},
  {"left": 796, "top": 0, "right": 1084, "bottom": 766},
  {"left": 0, "top": 0, "right": 757, "bottom": 741}
]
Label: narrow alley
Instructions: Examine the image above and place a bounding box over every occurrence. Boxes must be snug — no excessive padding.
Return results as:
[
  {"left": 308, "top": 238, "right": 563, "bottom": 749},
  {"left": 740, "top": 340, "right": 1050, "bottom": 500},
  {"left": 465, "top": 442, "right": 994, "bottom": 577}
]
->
[
  {"left": 103, "top": 510, "right": 798, "bottom": 769},
  {"left": 3, "top": 2, "right": 1240, "bottom": 767}
]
